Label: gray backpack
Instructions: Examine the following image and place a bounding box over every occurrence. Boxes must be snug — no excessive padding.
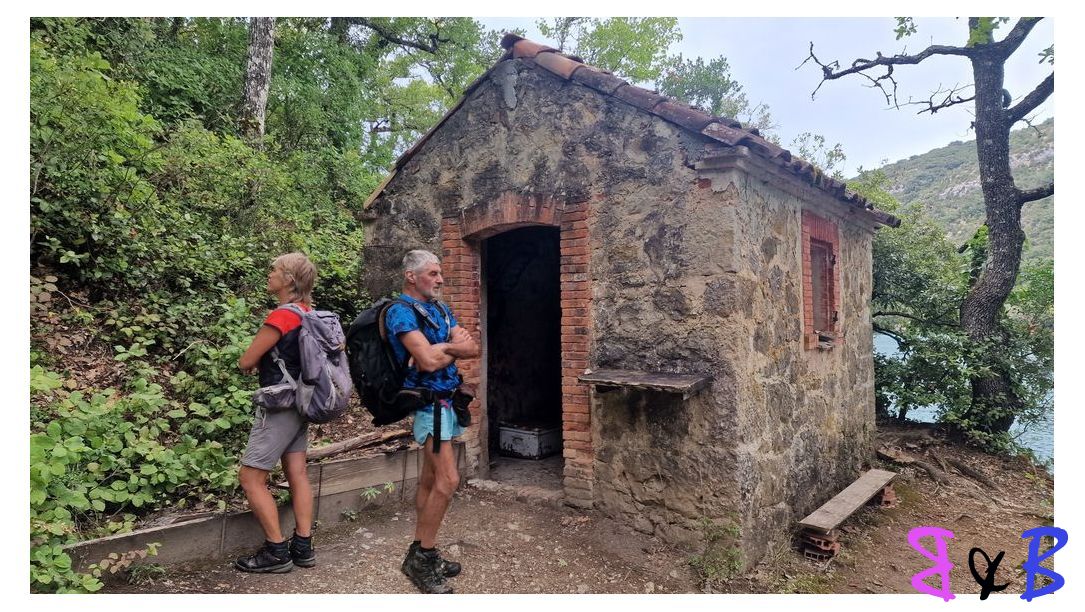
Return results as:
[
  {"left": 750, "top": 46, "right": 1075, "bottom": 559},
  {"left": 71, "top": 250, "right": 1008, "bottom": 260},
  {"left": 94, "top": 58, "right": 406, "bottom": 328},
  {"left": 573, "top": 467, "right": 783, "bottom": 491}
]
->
[{"left": 253, "top": 304, "right": 354, "bottom": 423}]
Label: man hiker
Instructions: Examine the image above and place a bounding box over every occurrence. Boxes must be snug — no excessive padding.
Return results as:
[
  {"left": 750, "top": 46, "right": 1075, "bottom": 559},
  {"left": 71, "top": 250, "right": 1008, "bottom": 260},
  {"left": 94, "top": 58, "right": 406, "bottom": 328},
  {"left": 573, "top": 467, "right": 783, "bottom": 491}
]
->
[{"left": 386, "top": 249, "right": 479, "bottom": 593}]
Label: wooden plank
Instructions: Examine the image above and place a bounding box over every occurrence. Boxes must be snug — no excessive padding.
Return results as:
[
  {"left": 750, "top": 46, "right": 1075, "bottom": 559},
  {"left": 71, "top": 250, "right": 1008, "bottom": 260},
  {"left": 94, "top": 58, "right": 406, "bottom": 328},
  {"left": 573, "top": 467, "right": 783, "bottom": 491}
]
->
[
  {"left": 798, "top": 469, "right": 896, "bottom": 533},
  {"left": 319, "top": 450, "right": 415, "bottom": 496},
  {"left": 578, "top": 368, "right": 711, "bottom": 397},
  {"left": 316, "top": 442, "right": 469, "bottom": 495}
]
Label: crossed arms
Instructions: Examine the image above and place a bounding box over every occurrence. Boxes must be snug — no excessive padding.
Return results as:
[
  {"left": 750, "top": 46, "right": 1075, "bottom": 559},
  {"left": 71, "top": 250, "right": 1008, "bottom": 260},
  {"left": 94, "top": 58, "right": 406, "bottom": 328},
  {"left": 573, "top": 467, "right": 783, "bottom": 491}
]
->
[{"left": 399, "top": 325, "right": 479, "bottom": 373}]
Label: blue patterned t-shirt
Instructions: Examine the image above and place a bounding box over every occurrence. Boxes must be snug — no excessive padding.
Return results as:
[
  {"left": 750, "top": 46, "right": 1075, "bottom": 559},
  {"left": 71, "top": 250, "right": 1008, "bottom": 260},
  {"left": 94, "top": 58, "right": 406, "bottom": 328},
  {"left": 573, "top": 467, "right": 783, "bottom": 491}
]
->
[{"left": 385, "top": 294, "right": 461, "bottom": 395}]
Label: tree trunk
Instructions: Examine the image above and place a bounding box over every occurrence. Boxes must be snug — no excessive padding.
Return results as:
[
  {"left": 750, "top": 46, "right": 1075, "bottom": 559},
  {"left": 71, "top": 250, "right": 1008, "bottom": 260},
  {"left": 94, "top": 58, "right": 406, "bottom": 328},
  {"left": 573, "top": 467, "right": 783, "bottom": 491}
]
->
[
  {"left": 240, "top": 17, "right": 276, "bottom": 145},
  {"left": 958, "top": 42, "right": 1025, "bottom": 434},
  {"left": 330, "top": 17, "right": 353, "bottom": 45}
]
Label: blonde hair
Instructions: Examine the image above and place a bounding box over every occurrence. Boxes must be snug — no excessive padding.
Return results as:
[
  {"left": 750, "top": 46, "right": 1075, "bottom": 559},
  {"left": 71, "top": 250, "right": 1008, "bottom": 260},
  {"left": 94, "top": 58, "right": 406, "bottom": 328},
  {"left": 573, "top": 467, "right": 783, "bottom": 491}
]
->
[{"left": 272, "top": 252, "right": 317, "bottom": 304}]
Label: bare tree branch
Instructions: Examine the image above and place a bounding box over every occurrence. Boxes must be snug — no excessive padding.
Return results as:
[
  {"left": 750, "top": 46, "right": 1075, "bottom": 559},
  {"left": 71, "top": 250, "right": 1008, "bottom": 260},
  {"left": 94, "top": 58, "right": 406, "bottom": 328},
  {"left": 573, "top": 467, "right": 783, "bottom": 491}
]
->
[
  {"left": 1017, "top": 183, "right": 1054, "bottom": 206},
  {"left": 874, "top": 311, "right": 959, "bottom": 328},
  {"left": 1006, "top": 73, "right": 1054, "bottom": 124},
  {"left": 356, "top": 18, "right": 446, "bottom": 54},
  {"left": 1019, "top": 116, "right": 1046, "bottom": 138},
  {"left": 419, "top": 59, "right": 458, "bottom": 98},
  {"left": 904, "top": 83, "right": 976, "bottom": 115},
  {"left": 993, "top": 17, "right": 1044, "bottom": 58},
  {"left": 803, "top": 41, "right": 974, "bottom": 107},
  {"left": 874, "top": 326, "right": 909, "bottom": 350}
]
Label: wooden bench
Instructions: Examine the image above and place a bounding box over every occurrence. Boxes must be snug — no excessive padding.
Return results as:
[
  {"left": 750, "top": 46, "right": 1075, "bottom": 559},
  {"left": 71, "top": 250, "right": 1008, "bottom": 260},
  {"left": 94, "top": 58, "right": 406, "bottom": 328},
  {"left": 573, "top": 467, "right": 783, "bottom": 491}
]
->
[{"left": 796, "top": 468, "right": 897, "bottom": 560}]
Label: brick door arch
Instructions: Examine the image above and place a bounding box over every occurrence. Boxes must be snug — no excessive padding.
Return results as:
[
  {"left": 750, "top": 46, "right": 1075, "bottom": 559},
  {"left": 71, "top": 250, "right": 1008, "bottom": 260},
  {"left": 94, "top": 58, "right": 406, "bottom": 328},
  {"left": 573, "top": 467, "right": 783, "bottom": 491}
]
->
[{"left": 440, "top": 191, "right": 594, "bottom": 507}]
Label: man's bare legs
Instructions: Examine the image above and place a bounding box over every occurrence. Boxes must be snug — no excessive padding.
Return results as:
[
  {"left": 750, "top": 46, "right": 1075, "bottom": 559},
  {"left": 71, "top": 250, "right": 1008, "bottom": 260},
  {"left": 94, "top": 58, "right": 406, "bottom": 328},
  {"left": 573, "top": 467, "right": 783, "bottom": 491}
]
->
[{"left": 415, "top": 436, "right": 459, "bottom": 547}]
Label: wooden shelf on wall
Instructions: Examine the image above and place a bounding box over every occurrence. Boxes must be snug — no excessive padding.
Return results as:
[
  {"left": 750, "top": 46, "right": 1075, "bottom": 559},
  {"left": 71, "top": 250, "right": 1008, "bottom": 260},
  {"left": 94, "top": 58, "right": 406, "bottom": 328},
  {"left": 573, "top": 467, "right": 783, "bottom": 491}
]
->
[{"left": 578, "top": 369, "right": 711, "bottom": 399}]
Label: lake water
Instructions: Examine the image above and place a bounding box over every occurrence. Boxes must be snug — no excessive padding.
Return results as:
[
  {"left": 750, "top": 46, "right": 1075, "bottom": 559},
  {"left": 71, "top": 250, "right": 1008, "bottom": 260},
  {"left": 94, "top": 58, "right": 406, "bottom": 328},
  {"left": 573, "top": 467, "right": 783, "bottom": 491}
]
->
[{"left": 873, "top": 335, "right": 1053, "bottom": 468}]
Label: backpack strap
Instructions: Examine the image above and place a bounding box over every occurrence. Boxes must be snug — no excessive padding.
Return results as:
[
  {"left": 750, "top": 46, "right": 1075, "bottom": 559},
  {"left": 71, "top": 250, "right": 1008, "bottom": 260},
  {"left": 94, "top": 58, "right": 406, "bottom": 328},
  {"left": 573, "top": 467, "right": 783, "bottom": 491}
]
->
[
  {"left": 434, "top": 301, "right": 453, "bottom": 343},
  {"left": 268, "top": 347, "right": 296, "bottom": 387},
  {"left": 267, "top": 303, "right": 306, "bottom": 387},
  {"left": 278, "top": 302, "right": 307, "bottom": 319},
  {"left": 381, "top": 299, "right": 430, "bottom": 373},
  {"left": 430, "top": 301, "right": 454, "bottom": 453}
]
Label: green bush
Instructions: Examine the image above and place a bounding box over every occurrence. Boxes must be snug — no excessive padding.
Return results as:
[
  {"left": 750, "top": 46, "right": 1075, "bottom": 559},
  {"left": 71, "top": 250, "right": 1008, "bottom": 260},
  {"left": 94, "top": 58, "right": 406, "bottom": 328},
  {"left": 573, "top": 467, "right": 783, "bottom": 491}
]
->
[
  {"left": 28, "top": 300, "right": 263, "bottom": 592},
  {"left": 855, "top": 170, "right": 1054, "bottom": 451}
]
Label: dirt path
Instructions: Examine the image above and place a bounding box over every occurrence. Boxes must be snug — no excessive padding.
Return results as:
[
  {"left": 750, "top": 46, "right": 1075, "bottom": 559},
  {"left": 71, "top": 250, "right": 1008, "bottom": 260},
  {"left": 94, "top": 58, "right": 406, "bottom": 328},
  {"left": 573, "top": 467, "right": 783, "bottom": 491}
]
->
[
  {"left": 106, "top": 424, "right": 1054, "bottom": 595},
  {"left": 104, "top": 484, "right": 699, "bottom": 594}
]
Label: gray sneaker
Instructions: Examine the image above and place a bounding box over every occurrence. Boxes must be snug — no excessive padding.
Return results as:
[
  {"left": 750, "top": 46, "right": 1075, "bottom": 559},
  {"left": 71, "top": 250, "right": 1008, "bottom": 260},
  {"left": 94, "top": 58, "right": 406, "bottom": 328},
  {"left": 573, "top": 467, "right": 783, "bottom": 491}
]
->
[{"left": 234, "top": 541, "right": 293, "bottom": 573}]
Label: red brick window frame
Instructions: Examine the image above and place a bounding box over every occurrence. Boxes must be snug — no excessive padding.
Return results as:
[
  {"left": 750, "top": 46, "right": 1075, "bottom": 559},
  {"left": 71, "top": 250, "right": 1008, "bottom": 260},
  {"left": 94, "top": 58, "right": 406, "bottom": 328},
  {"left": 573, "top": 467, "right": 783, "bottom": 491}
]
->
[{"left": 801, "top": 211, "right": 841, "bottom": 350}]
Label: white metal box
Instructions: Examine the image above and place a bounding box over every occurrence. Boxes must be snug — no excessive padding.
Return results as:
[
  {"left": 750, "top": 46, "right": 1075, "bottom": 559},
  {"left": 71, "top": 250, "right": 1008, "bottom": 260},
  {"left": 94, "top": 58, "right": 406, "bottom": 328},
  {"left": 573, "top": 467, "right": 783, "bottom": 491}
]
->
[{"left": 498, "top": 423, "right": 561, "bottom": 459}]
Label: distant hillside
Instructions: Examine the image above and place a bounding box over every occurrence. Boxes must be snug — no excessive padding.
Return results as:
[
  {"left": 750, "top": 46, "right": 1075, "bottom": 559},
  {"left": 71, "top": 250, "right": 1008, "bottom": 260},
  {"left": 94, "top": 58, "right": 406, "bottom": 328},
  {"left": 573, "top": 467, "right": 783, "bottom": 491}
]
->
[{"left": 876, "top": 118, "right": 1053, "bottom": 263}]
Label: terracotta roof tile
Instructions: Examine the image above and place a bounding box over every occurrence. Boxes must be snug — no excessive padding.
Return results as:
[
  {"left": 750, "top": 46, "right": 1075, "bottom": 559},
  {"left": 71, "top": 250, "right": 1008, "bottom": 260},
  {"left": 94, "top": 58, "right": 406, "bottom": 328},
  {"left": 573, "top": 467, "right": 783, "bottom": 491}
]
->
[
  {"left": 569, "top": 65, "right": 627, "bottom": 95},
  {"left": 652, "top": 100, "right": 716, "bottom": 133},
  {"left": 611, "top": 84, "right": 668, "bottom": 113},
  {"left": 746, "top": 138, "right": 786, "bottom": 161},
  {"left": 701, "top": 122, "right": 749, "bottom": 147},
  {"left": 533, "top": 50, "right": 580, "bottom": 80},
  {"left": 502, "top": 33, "right": 555, "bottom": 59}
]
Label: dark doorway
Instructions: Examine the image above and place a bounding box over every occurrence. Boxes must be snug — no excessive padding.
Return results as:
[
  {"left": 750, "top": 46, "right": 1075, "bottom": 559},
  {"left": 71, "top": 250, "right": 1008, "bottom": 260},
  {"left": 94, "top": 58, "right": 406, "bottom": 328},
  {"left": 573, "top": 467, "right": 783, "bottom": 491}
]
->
[{"left": 483, "top": 226, "right": 563, "bottom": 488}]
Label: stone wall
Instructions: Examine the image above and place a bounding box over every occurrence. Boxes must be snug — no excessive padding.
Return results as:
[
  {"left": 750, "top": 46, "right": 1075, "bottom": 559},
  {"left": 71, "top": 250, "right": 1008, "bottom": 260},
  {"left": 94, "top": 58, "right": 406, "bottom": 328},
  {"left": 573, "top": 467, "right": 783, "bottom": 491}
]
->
[{"left": 696, "top": 164, "right": 877, "bottom": 567}]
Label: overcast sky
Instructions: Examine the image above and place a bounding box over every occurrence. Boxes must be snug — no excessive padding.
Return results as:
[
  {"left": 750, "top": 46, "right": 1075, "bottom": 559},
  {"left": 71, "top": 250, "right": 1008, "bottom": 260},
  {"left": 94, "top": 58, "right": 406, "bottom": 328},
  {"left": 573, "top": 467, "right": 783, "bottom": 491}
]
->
[{"left": 479, "top": 17, "right": 1055, "bottom": 176}]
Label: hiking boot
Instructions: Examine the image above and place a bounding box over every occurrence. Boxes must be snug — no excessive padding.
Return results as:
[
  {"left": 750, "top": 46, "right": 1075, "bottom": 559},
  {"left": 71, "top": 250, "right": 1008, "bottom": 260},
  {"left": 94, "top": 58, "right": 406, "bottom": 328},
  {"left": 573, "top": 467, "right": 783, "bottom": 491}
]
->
[
  {"left": 401, "top": 547, "right": 453, "bottom": 594},
  {"left": 407, "top": 541, "right": 461, "bottom": 577},
  {"left": 289, "top": 532, "right": 316, "bottom": 568},
  {"left": 234, "top": 540, "right": 293, "bottom": 573}
]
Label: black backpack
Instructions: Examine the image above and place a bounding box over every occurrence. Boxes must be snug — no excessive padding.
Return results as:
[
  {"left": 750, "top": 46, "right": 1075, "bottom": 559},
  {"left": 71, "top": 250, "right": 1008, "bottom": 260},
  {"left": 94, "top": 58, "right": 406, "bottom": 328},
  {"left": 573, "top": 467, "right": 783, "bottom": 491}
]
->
[{"left": 344, "top": 297, "right": 449, "bottom": 426}]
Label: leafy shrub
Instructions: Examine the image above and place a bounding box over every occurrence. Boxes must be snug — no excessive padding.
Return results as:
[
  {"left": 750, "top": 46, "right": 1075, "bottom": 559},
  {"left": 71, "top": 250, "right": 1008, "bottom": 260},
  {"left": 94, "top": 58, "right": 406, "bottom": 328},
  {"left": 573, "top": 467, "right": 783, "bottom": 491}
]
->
[{"left": 689, "top": 517, "right": 743, "bottom": 589}]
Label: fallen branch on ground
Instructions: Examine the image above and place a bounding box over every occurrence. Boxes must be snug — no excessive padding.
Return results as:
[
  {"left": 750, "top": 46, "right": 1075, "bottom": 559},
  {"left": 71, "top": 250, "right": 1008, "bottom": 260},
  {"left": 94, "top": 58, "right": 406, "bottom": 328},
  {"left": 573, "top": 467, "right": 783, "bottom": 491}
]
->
[
  {"left": 930, "top": 451, "right": 950, "bottom": 474},
  {"left": 944, "top": 456, "right": 996, "bottom": 489},
  {"left": 308, "top": 428, "right": 411, "bottom": 461},
  {"left": 877, "top": 447, "right": 950, "bottom": 485}
]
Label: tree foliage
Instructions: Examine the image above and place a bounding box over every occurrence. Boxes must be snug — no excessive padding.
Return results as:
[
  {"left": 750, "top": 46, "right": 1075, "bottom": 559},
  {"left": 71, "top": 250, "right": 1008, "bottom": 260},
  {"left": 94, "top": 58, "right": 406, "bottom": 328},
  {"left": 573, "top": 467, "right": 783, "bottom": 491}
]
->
[
  {"left": 851, "top": 170, "right": 1052, "bottom": 451},
  {"left": 657, "top": 54, "right": 776, "bottom": 134},
  {"left": 537, "top": 17, "right": 682, "bottom": 83},
  {"left": 789, "top": 132, "right": 847, "bottom": 179}
]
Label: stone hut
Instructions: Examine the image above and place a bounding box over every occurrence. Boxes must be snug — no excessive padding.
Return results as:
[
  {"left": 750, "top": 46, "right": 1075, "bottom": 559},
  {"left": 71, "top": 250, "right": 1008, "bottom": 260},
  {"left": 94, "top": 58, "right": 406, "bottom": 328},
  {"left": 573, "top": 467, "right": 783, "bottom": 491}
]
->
[{"left": 360, "top": 34, "right": 899, "bottom": 567}]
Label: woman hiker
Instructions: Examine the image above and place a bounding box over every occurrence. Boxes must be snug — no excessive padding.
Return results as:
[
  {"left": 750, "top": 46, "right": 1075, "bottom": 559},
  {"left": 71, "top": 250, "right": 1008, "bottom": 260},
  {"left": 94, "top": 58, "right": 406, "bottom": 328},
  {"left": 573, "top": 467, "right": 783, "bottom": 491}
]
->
[{"left": 233, "top": 252, "right": 318, "bottom": 573}]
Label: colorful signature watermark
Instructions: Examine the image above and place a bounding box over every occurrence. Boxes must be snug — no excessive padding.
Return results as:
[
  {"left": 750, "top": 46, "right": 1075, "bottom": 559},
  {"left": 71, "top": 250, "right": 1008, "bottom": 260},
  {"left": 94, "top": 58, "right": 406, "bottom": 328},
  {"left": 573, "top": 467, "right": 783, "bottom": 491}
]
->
[{"left": 909, "top": 525, "right": 1067, "bottom": 601}]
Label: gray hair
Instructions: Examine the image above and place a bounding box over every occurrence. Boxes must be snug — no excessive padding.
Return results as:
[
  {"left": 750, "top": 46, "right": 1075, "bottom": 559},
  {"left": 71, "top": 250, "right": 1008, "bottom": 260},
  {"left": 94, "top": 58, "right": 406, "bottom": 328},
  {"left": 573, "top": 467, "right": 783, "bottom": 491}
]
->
[{"left": 403, "top": 249, "right": 440, "bottom": 274}]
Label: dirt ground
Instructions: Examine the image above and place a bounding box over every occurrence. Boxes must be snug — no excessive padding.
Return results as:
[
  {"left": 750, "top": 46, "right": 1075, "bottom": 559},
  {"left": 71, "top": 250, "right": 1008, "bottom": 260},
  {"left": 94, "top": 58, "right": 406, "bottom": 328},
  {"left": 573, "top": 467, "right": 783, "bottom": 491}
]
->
[
  {"left": 103, "top": 484, "right": 699, "bottom": 594},
  {"left": 725, "top": 422, "right": 1056, "bottom": 595},
  {"left": 103, "top": 421, "right": 1055, "bottom": 595}
]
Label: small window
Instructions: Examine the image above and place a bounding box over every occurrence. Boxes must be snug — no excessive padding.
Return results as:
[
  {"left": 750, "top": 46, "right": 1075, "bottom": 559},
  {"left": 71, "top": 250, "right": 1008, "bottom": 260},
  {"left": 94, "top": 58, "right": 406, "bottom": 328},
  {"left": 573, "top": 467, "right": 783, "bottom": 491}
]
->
[
  {"left": 809, "top": 240, "right": 834, "bottom": 332},
  {"left": 802, "top": 211, "right": 840, "bottom": 350}
]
